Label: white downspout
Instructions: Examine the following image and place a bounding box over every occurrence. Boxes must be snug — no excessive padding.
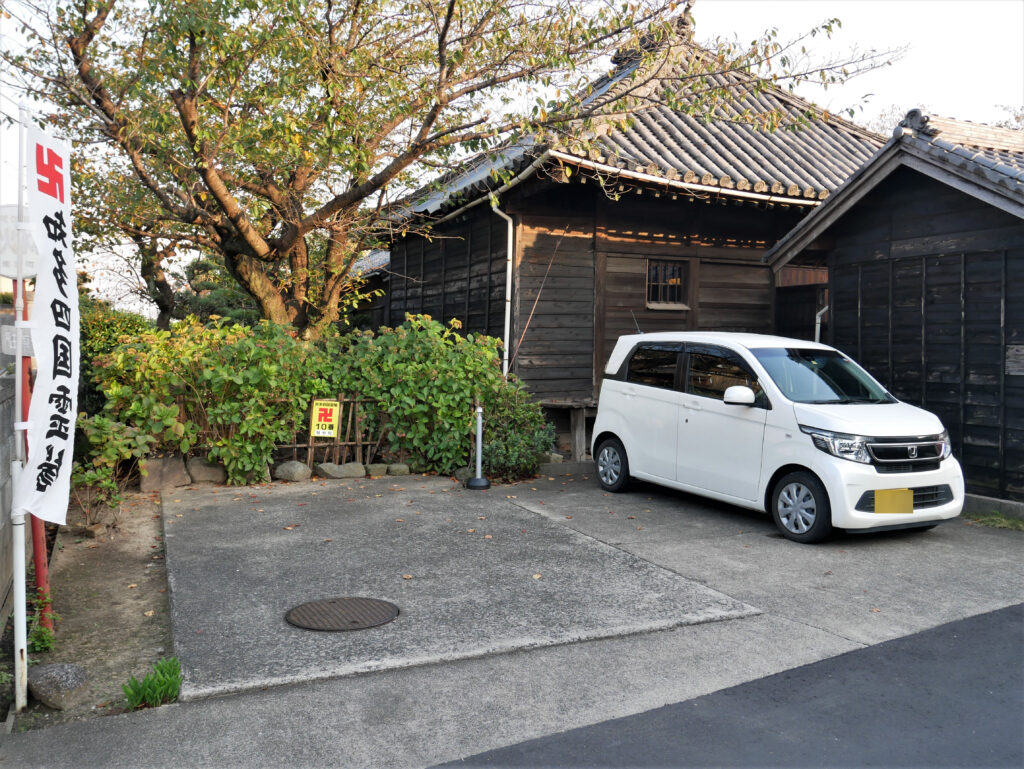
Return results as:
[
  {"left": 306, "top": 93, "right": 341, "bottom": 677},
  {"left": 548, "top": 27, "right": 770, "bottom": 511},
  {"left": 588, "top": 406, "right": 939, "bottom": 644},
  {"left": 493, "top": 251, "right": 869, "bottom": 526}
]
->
[
  {"left": 491, "top": 200, "right": 514, "bottom": 377},
  {"left": 815, "top": 305, "right": 829, "bottom": 343}
]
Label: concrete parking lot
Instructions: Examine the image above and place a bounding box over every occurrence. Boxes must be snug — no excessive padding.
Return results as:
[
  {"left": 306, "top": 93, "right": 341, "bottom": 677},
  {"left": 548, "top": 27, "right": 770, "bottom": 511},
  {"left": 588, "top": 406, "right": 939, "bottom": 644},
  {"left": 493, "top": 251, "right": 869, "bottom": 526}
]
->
[{"left": 2, "top": 469, "right": 1021, "bottom": 768}]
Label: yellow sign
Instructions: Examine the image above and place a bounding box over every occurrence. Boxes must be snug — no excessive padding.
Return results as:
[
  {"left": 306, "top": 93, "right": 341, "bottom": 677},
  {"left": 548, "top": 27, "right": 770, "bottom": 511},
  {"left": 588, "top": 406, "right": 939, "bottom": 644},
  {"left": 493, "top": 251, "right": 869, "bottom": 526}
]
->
[{"left": 310, "top": 399, "right": 340, "bottom": 438}]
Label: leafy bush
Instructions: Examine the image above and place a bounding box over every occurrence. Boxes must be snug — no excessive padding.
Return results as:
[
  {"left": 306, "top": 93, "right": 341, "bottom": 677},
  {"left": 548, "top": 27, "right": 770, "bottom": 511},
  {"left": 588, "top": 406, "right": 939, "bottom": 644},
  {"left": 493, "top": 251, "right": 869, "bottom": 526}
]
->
[
  {"left": 482, "top": 385, "right": 556, "bottom": 481},
  {"left": 83, "top": 313, "right": 553, "bottom": 485},
  {"left": 72, "top": 416, "right": 155, "bottom": 519},
  {"left": 93, "top": 319, "right": 320, "bottom": 483},
  {"left": 79, "top": 299, "right": 154, "bottom": 415},
  {"left": 123, "top": 657, "right": 181, "bottom": 709}
]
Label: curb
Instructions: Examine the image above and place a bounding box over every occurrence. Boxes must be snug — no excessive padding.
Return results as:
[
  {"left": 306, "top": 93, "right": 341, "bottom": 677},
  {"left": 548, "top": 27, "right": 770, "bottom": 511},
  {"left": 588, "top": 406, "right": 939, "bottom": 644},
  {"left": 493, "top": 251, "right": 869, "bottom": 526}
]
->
[{"left": 963, "top": 493, "right": 1024, "bottom": 520}]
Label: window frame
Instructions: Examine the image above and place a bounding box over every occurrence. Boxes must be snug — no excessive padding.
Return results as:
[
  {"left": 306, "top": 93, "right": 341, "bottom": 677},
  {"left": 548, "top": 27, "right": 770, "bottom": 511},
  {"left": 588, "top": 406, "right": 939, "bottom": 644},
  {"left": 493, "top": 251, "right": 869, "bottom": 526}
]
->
[{"left": 645, "top": 258, "right": 691, "bottom": 311}]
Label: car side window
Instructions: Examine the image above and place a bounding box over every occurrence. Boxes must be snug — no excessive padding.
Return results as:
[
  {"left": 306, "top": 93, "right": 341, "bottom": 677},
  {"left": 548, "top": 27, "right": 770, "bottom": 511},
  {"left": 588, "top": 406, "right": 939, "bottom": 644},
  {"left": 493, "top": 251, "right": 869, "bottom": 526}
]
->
[
  {"left": 626, "top": 345, "right": 680, "bottom": 390},
  {"left": 687, "top": 348, "right": 766, "bottom": 405}
]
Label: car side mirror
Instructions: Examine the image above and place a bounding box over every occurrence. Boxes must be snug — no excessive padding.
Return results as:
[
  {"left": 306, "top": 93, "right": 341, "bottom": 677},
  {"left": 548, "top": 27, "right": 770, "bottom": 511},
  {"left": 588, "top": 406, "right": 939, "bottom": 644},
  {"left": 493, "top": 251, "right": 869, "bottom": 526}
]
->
[{"left": 723, "top": 385, "right": 756, "bottom": 406}]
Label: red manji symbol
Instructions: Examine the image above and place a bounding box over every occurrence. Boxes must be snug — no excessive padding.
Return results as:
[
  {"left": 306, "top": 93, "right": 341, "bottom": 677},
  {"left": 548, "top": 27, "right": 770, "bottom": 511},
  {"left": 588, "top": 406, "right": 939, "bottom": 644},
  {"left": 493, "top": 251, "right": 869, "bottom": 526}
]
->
[
  {"left": 318, "top": 407, "right": 334, "bottom": 423},
  {"left": 36, "top": 143, "right": 65, "bottom": 203}
]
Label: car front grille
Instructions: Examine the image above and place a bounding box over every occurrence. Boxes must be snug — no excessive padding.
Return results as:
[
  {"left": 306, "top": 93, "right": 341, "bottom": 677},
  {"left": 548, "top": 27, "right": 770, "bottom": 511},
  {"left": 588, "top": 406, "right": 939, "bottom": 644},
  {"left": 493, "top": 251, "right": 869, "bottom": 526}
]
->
[
  {"left": 855, "top": 485, "right": 954, "bottom": 513},
  {"left": 867, "top": 435, "right": 946, "bottom": 473},
  {"left": 875, "top": 461, "right": 941, "bottom": 474}
]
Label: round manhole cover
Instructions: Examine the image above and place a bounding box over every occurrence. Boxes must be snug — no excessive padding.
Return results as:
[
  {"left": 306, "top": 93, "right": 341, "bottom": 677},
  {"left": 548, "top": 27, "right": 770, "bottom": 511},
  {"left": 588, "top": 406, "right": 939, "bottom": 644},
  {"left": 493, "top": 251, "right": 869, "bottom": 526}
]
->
[{"left": 285, "top": 597, "right": 399, "bottom": 631}]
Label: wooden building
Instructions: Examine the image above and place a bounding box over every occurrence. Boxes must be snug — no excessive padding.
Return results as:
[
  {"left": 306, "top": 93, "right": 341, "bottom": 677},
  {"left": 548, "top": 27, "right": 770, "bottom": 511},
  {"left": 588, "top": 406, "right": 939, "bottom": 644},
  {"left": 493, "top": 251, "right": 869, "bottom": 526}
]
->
[
  {"left": 766, "top": 110, "right": 1024, "bottom": 502},
  {"left": 384, "top": 31, "right": 881, "bottom": 457}
]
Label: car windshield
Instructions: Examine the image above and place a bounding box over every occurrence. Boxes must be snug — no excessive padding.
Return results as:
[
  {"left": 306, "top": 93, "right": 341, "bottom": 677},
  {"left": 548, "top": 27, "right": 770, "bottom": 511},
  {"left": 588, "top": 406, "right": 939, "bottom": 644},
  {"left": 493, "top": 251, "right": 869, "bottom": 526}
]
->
[{"left": 751, "top": 348, "right": 895, "bottom": 404}]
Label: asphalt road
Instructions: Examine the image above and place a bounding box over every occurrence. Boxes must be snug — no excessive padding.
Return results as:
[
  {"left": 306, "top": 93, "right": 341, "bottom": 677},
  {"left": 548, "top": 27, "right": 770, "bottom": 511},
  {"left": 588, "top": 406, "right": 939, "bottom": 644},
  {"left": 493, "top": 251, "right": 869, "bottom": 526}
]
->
[{"left": 440, "top": 603, "right": 1024, "bottom": 768}]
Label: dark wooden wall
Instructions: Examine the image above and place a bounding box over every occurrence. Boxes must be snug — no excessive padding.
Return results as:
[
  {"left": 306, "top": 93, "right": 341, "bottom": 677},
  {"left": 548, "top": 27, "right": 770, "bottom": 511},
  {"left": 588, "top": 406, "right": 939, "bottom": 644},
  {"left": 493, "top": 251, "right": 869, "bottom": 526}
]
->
[
  {"left": 387, "top": 179, "right": 807, "bottom": 407},
  {"left": 387, "top": 205, "right": 508, "bottom": 336},
  {"left": 514, "top": 215, "right": 595, "bottom": 403},
  {"left": 826, "top": 167, "right": 1024, "bottom": 501}
]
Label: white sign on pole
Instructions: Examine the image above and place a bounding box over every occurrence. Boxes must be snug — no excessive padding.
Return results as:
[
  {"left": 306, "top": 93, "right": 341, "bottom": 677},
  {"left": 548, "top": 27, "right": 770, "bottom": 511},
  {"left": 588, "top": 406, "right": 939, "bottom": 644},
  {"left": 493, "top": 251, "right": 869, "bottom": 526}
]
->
[{"left": 11, "top": 121, "right": 78, "bottom": 526}]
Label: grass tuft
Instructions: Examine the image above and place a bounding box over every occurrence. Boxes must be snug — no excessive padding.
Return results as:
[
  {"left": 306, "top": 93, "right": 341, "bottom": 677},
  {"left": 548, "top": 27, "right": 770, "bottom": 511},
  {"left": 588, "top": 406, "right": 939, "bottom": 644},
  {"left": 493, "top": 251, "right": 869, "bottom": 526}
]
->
[
  {"left": 123, "top": 657, "right": 182, "bottom": 709},
  {"left": 965, "top": 512, "right": 1024, "bottom": 532}
]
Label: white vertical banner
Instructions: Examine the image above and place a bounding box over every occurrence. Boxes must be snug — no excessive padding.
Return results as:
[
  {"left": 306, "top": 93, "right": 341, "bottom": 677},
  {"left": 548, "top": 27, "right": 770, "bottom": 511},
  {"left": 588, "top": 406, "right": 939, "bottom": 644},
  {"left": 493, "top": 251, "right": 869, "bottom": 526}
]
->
[{"left": 12, "top": 121, "right": 78, "bottom": 525}]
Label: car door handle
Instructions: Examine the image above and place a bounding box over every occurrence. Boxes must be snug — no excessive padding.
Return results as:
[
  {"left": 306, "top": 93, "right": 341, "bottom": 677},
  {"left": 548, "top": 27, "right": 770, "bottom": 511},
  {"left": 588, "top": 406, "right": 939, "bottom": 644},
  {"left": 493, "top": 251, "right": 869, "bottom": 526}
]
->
[{"left": 683, "top": 400, "right": 702, "bottom": 411}]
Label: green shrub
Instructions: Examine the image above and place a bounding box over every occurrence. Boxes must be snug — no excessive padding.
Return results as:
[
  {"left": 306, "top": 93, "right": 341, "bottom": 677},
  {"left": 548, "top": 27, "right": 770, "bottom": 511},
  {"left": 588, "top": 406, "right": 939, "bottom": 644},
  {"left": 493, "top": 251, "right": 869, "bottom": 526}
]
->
[
  {"left": 72, "top": 416, "right": 155, "bottom": 518},
  {"left": 79, "top": 299, "right": 154, "bottom": 415},
  {"left": 123, "top": 657, "right": 181, "bottom": 709},
  {"left": 482, "top": 385, "right": 556, "bottom": 481},
  {"left": 85, "top": 313, "right": 552, "bottom": 484},
  {"left": 93, "top": 319, "right": 320, "bottom": 484}
]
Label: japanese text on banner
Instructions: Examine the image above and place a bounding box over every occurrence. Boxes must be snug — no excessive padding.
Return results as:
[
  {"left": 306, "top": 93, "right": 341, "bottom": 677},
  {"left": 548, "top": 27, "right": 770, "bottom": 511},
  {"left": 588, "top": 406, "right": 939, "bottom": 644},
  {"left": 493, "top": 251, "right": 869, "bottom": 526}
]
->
[{"left": 12, "top": 121, "right": 78, "bottom": 526}]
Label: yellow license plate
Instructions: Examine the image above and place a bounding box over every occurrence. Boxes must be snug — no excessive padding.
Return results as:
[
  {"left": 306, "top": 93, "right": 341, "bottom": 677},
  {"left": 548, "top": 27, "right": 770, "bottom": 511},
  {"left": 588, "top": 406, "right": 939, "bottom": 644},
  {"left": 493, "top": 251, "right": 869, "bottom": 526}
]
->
[{"left": 875, "top": 488, "right": 913, "bottom": 514}]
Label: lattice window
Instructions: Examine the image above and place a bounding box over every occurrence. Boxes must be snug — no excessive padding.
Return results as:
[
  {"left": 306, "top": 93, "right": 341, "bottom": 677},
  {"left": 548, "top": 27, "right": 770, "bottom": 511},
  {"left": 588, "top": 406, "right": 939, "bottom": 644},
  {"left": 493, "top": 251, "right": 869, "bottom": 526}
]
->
[{"left": 646, "top": 259, "right": 690, "bottom": 309}]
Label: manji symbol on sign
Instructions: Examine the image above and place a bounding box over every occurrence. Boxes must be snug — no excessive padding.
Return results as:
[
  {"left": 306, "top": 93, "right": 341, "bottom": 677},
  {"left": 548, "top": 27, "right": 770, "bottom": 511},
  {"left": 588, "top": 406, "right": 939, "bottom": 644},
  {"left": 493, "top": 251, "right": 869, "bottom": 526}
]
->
[{"left": 310, "top": 399, "right": 340, "bottom": 438}]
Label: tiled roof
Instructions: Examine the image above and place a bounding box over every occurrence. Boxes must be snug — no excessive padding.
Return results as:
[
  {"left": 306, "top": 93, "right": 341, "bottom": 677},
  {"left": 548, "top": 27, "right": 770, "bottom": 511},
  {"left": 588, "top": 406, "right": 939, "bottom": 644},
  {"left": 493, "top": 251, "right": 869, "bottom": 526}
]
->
[
  {"left": 401, "top": 38, "right": 884, "bottom": 220},
  {"left": 764, "top": 110, "right": 1024, "bottom": 268},
  {"left": 559, "top": 71, "right": 882, "bottom": 201}
]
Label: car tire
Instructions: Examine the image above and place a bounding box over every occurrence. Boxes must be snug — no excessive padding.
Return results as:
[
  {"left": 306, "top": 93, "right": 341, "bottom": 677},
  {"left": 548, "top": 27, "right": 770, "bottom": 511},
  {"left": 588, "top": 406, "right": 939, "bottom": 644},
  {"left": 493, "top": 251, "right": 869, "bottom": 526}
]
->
[
  {"left": 596, "top": 437, "right": 631, "bottom": 493},
  {"left": 771, "top": 471, "right": 832, "bottom": 544}
]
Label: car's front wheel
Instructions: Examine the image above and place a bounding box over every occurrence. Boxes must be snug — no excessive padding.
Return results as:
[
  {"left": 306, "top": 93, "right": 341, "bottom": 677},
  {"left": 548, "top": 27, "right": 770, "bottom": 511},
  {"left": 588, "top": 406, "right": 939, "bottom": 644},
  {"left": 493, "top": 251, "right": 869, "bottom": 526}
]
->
[
  {"left": 596, "top": 437, "right": 630, "bottom": 493},
  {"left": 771, "top": 471, "right": 832, "bottom": 543}
]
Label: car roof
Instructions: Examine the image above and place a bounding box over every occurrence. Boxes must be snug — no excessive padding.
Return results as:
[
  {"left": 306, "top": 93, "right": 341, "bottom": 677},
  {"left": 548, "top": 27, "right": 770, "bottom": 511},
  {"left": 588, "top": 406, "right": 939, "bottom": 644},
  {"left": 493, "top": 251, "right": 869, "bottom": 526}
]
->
[{"left": 604, "top": 332, "right": 835, "bottom": 373}]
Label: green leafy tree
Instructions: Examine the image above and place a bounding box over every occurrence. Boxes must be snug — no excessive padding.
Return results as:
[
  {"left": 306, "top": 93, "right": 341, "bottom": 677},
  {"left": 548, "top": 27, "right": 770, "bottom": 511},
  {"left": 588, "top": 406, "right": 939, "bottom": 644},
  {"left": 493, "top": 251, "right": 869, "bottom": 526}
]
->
[{"left": 2, "top": 0, "right": 887, "bottom": 338}]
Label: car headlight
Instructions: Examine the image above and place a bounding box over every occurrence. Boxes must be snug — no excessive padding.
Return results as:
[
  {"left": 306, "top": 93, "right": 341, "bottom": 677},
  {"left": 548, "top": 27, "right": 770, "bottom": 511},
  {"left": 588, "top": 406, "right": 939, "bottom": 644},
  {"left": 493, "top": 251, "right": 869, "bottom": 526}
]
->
[
  {"left": 938, "top": 430, "right": 952, "bottom": 459},
  {"left": 799, "top": 426, "right": 872, "bottom": 464}
]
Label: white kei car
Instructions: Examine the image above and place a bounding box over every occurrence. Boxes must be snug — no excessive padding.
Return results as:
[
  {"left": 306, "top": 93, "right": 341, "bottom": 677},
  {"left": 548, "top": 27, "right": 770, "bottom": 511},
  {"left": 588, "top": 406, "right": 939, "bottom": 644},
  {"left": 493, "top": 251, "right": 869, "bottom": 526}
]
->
[{"left": 591, "top": 332, "right": 964, "bottom": 543}]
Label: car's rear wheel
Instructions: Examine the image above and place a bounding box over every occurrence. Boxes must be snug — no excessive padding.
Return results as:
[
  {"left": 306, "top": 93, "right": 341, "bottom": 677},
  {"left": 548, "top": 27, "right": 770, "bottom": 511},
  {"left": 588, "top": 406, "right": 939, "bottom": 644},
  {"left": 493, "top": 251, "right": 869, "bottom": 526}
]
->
[
  {"left": 771, "top": 471, "right": 832, "bottom": 543},
  {"left": 596, "top": 437, "right": 630, "bottom": 493}
]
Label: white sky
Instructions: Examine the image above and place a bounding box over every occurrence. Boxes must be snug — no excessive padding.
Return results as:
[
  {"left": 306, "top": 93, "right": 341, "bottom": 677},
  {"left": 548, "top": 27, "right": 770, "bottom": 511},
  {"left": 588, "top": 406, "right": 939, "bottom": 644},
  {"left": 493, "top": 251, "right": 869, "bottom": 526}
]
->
[{"left": 694, "top": 0, "right": 1024, "bottom": 127}]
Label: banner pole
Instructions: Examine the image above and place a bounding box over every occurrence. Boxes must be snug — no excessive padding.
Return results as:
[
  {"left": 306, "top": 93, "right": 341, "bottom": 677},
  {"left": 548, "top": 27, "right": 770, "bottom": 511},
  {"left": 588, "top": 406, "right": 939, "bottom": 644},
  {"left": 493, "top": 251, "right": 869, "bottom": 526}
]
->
[{"left": 11, "top": 103, "right": 29, "bottom": 711}]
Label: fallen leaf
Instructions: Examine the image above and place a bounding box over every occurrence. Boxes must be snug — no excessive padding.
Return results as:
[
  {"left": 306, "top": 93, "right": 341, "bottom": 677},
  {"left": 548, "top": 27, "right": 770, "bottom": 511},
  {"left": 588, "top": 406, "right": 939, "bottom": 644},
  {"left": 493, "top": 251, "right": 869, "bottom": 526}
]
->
[
  {"left": 565, "top": 515, "right": 572, "bottom": 519},
  {"left": 127, "top": 584, "right": 138, "bottom": 589},
  {"left": 484, "top": 534, "right": 492, "bottom": 540},
  {"left": 159, "top": 589, "right": 166, "bottom": 593},
  {"left": 627, "top": 515, "right": 636, "bottom": 520},
  {"left": 402, "top": 574, "right": 413, "bottom": 580},
  {"left": 144, "top": 610, "right": 155, "bottom": 617},
  {"left": 173, "top": 499, "right": 181, "bottom": 503},
  {"left": 478, "top": 516, "right": 486, "bottom": 520},
  {"left": 824, "top": 570, "right": 833, "bottom": 576},
  {"left": 548, "top": 477, "right": 555, "bottom": 481},
  {"left": 637, "top": 526, "right": 643, "bottom": 530},
  {"left": 870, "top": 608, "right": 881, "bottom": 613},
  {"left": 395, "top": 519, "right": 404, "bottom": 523},
  {"left": 532, "top": 573, "right": 542, "bottom": 579},
  {"left": 468, "top": 528, "right": 476, "bottom": 533},
  {"left": 176, "top": 514, "right": 183, "bottom": 518},
  {"left": 257, "top": 509, "right": 264, "bottom": 512},
  {"left": 297, "top": 503, "right": 306, "bottom": 507},
  {"left": 323, "top": 538, "right": 332, "bottom": 543}
]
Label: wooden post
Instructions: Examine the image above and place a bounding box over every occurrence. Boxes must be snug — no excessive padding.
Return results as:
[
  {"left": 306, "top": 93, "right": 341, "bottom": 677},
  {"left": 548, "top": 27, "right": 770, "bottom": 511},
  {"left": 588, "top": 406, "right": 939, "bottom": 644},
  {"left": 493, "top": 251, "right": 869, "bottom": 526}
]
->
[
  {"left": 570, "top": 407, "right": 587, "bottom": 462},
  {"left": 355, "top": 401, "right": 363, "bottom": 465}
]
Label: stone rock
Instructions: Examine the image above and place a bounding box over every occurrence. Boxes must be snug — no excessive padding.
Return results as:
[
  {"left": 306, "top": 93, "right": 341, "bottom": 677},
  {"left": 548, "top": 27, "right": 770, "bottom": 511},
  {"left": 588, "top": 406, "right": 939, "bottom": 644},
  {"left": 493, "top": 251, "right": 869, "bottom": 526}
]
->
[
  {"left": 454, "top": 466, "right": 472, "bottom": 483},
  {"left": 339, "top": 462, "right": 366, "bottom": 478},
  {"left": 140, "top": 455, "right": 191, "bottom": 493},
  {"left": 28, "top": 663, "right": 88, "bottom": 711},
  {"left": 365, "top": 463, "right": 389, "bottom": 477},
  {"left": 316, "top": 462, "right": 366, "bottom": 479},
  {"left": 83, "top": 523, "right": 105, "bottom": 539},
  {"left": 546, "top": 452, "right": 564, "bottom": 464},
  {"left": 186, "top": 456, "right": 227, "bottom": 484},
  {"left": 387, "top": 463, "right": 411, "bottom": 476},
  {"left": 273, "top": 461, "right": 312, "bottom": 482}
]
